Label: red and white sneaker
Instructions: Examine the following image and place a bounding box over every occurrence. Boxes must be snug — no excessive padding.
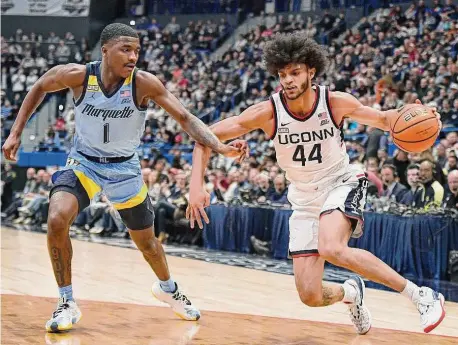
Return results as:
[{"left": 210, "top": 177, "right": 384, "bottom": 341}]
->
[{"left": 416, "top": 287, "right": 446, "bottom": 333}]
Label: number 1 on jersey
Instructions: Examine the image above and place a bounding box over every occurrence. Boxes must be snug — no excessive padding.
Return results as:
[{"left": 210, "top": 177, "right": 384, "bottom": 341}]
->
[
  {"left": 292, "top": 143, "right": 322, "bottom": 165},
  {"left": 103, "top": 123, "right": 110, "bottom": 144}
]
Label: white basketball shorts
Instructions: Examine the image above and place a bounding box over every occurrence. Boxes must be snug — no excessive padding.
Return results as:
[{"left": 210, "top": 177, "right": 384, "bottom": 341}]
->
[{"left": 287, "top": 165, "right": 368, "bottom": 257}]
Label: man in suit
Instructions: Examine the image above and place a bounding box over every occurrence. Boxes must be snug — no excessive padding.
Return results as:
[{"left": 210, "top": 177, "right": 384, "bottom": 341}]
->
[
  {"left": 400, "top": 164, "right": 421, "bottom": 206},
  {"left": 380, "top": 164, "right": 407, "bottom": 202}
]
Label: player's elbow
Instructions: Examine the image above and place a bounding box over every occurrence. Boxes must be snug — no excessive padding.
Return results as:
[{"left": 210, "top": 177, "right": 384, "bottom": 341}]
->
[
  {"left": 174, "top": 112, "right": 195, "bottom": 133},
  {"left": 24, "top": 82, "right": 49, "bottom": 102},
  {"left": 33, "top": 79, "right": 47, "bottom": 95}
]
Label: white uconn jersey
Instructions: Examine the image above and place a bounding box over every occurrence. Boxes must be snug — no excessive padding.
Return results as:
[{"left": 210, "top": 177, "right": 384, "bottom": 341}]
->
[
  {"left": 72, "top": 61, "right": 147, "bottom": 157},
  {"left": 271, "top": 85, "right": 350, "bottom": 192}
]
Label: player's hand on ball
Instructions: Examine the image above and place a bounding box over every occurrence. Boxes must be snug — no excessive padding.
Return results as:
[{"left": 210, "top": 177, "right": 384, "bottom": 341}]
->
[
  {"left": 186, "top": 187, "right": 210, "bottom": 229},
  {"left": 392, "top": 101, "right": 440, "bottom": 152},
  {"left": 415, "top": 99, "right": 442, "bottom": 130}
]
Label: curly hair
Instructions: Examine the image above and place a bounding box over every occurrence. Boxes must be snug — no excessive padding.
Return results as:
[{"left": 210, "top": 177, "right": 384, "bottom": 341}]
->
[{"left": 263, "top": 32, "right": 328, "bottom": 76}]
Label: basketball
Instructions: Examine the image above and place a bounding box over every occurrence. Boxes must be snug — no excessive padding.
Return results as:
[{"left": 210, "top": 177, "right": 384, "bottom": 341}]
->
[{"left": 390, "top": 104, "right": 440, "bottom": 153}]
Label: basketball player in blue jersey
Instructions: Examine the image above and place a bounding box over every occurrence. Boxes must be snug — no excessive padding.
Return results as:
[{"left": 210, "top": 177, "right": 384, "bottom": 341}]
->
[
  {"left": 2, "top": 23, "right": 244, "bottom": 333},
  {"left": 187, "top": 32, "right": 446, "bottom": 335}
]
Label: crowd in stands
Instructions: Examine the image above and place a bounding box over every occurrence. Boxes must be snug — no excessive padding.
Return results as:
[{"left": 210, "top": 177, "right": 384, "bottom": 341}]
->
[
  {"left": 138, "top": 1, "right": 458, "bottom": 214},
  {"left": 134, "top": 16, "right": 236, "bottom": 149},
  {"left": 1, "top": 30, "right": 92, "bottom": 147},
  {"left": 2, "top": 1, "right": 458, "bottom": 244},
  {"left": 2, "top": 166, "right": 54, "bottom": 226}
]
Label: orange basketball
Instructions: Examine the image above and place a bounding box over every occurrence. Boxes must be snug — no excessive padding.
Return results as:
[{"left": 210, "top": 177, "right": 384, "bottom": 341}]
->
[{"left": 390, "top": 104, "right": 439, "bottom": 153}]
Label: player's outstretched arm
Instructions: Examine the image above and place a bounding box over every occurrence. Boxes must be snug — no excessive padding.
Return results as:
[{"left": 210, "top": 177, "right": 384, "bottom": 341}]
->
[
  {"left": 329, "top": 91, "right": 394, "bottom": 131},
  {"left": 187, "top": 100, "right": 274, "bottom": 229},
  {"left": 2, "top": 64, "right": 86, "bottom": 161},
  {"left": 136, "top": 70, "right": 241, "bottom": 158},
  {"left": 330, "top": 92, "right": 441, "bottom": 134}
]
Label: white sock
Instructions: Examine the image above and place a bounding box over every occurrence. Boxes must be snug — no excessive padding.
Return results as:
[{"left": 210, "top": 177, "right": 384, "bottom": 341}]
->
[
  {"left": 401, "top": 280, "right": 420, "bottom": 303},
  {"left": 341, "top": 281, "right": 357, "bottom": 304},
  {"left": 159, "top": 278, "right": 177, "bottom": 293}
]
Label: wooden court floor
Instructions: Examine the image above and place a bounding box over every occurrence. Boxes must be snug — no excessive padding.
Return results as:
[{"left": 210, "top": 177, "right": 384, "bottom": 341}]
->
[{"left": 2, "top": 228, "right": 458, "bottom": 345}]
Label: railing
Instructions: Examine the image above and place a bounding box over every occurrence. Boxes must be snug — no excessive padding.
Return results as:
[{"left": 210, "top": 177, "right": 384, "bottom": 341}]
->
[
  {"left": 3, "top": 39, "right": 78, "bottom": 57},
  {"left": 145, "top": 0, "right": 240, "bottom": 15},
  {"left": 318, "top": 0, "right": 414, "bottom": 11}
]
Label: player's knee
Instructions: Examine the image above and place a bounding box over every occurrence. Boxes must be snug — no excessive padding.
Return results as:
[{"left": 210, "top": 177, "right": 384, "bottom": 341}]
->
[
  {"left": 298, "top": 288, "right": 322, "bottom": 307},
  {"left": 137, "top": 238, "right": 160, "bottom": 257},
  {"left": 47, "top": 209, "right": 70, "bottom": 238},
  {"left": 318, "top": 243, "right": 347, "bottom": 263}
]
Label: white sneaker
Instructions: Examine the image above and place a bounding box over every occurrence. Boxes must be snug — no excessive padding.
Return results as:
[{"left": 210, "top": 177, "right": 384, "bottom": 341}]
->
[
  {"left": 151, "top": 282, "right": 200, "bottom": 321},
  {"left": 416, "top": 287, "right": 446, "bottom": 333},
  {"left": 345, "top": 275, "right": 372, "bottom": 335},
  {"left": 46, "top": 296, "right": 82, "bottom": 332}
]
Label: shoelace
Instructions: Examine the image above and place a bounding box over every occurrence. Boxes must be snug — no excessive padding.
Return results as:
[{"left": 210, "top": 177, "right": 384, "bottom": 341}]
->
[
  {"left": 172, "top": 290, "right": 191, "bottom": 305},
  {"left": 52, "top": 302, "right": 70, "bottom": 318},
  {"left": 350, "top": 304, "right": 370, "bottom": 332},
  {"left": 354, "top": 305, "right": 362, "bottom": 319},
  {"left": 348, "top": 289, "right": 363, "bottom": 318},
  {"left": 350, "top": 304, "right": 362, "bottom": 320},
  {"left": 417, "top": 300, "right": 433, "bottom": 316},
  {"left": 416, "top": 289, "right": 434, "bottom": 316}
]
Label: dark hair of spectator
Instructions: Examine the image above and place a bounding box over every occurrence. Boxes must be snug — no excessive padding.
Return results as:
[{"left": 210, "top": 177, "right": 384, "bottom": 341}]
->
[
  {"left": 407, "top": 164, "right": 420, "bottom": 171},
  {"left": 262, "top": 32, "right": 328, "bottom": 76},
  {"left": 100, "top": 23, "right": 139, "bottom": 46},
  {"left": 381, "top": 164, "right": 397, "bottom": 175}
]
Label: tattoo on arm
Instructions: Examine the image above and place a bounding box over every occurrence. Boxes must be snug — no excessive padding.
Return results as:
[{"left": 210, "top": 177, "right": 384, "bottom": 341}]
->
[
  {"left": 142, "top": 71, "right": 224, "bottom": 153},
  {"left": 182, "top": 114, "right": 222, "bottom": 153}
]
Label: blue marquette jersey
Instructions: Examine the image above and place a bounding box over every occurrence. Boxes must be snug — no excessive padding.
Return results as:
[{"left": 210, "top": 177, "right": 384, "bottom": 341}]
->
[{"left": 72, "top": 61, "right": 147, "bottom": 157}]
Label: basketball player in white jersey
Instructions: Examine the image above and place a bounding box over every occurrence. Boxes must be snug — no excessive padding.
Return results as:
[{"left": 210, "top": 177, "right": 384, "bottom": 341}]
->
[
  {"left": 187, "top": 33, "right": 446, "bottom": 334},
  {"left": 2, "top": 23, "right": 243, "bottom": 332}
]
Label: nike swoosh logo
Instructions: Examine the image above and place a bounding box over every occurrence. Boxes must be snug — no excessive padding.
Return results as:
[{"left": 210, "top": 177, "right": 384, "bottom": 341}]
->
[
  {"left": 281, "top": 122, "right": 293, "bottom": 126},
  {"left": 342, "top": 177, "right": 350, "bottom": 183}
]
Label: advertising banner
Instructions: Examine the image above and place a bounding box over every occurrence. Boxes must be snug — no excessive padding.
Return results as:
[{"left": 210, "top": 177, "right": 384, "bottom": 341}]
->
[{"left": 1, "top": 0, "right": 90, "bottom": 16}]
